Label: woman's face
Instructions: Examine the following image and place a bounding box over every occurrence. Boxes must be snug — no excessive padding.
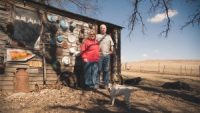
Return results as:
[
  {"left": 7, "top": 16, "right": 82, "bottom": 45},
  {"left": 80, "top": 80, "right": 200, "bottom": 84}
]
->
[{"left": 89, "top": 33, "right": 96, "bottom": 39}]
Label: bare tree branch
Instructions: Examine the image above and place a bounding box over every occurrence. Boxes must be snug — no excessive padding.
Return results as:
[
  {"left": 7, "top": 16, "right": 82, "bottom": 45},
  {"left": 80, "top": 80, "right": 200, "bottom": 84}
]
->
[
  {"left": 160, "top": 0, "right": 170, "bottom": 37},
  {"left": 32, "top": 0, "right": 99, "bottom": 15},
  {"left": 128, "top": 0, "right": 145, "bottom": 37},
  {"left": 67, "top": 0, "right": 98, "bottom": 14},
  {"left": 129, "top": 0, "right": 173, "bottom": 37},
  {"left": 181, "top": 8, "right": 200, "bottom": 29},
  {"left": 149, "top": 0, "right": 162, "bottom": 13}
]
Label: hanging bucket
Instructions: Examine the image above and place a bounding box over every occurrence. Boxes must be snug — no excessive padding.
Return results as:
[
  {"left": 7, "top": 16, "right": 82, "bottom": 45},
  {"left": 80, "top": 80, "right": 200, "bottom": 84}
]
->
[{"left": 15, "top": 68, "right": 29, "bottom": 93}]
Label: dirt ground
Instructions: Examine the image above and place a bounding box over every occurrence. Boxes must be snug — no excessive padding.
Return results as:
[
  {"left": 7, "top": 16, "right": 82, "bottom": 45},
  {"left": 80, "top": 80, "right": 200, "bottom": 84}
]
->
[{"left": 0, "top": 71, "right": 200, "bottom": 113}]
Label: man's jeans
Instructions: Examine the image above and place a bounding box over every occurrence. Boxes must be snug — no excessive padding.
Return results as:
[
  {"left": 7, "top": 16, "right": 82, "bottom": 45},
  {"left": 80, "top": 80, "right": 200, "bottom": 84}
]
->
[
  {"left": 83, "top": 62, "right": 99, "bottom": 88},
  {"left": 98, "top": 55, "right": 110, "bottom": 86}
]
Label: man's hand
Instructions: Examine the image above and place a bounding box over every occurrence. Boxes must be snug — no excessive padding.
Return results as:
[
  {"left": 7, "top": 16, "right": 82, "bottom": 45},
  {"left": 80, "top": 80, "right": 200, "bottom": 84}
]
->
[{"left": 109, "top": 51, "right": 113, "bottom": 55}]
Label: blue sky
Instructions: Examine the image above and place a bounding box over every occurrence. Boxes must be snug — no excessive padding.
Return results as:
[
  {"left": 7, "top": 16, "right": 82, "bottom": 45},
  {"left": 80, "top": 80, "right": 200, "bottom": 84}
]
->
[{"left": 62, "top": 0, "right": 200, "bottom": 62}]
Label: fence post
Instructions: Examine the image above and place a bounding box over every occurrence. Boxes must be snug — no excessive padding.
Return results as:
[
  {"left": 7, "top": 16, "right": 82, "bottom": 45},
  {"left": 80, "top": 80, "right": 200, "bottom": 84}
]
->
[
  {"left": 180, "top": 65, "right": 182, "bottom": 75},
  {"left": 190, "top": 67, "right": 192, "bottom": 76},
  {"left": 163, "top": 65, "right": 165, "bottom": 74},
  {"left": 158, "top": 63, "right": 160, "bottom": 73},
  {"left": 199, "top": 65, "right": 200, "bottom": 77},
  {"left": 185, "top": 65, "right": 187, "bottom": 76}
]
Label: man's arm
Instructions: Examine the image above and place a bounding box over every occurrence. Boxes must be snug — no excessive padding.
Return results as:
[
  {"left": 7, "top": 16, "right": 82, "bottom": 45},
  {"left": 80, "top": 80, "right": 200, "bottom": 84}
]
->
[{"left": 109, "top": 36, "right": 114, "bottom": 54}]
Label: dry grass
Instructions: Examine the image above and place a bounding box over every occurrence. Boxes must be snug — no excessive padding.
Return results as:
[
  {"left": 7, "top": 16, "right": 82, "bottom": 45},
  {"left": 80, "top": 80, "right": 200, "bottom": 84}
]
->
[{"left": 122, "top": 60, "right": 200, "bottom": 76}]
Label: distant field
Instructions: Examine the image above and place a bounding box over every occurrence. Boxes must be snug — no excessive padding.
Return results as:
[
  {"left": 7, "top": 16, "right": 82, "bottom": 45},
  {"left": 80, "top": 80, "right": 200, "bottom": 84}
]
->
[{"left": 121, "top": 60, "right": 200, "bottom": 76}]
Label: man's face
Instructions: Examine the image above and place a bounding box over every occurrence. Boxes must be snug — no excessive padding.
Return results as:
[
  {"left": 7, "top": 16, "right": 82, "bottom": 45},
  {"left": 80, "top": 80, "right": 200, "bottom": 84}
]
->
[{"left": 100, "top": 25, "right": 107, "bottom": 34}]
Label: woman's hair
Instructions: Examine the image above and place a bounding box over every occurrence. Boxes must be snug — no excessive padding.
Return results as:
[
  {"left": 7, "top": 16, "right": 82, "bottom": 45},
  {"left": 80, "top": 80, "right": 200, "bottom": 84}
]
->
[{"left": 88, "top": 29, "right": 96, "bottom": 35}]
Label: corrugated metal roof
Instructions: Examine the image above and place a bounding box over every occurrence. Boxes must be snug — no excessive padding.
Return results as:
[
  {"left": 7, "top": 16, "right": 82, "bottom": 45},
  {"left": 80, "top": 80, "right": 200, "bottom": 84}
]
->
[{"left": 20, "top": 0, "right": 123, "bottom": 29}]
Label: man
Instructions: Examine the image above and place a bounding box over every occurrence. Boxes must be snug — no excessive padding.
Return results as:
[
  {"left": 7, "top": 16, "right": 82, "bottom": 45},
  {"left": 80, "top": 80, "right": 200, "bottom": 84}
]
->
[{"left": 96, "top": 24, "right": 114, "bottom": 89}]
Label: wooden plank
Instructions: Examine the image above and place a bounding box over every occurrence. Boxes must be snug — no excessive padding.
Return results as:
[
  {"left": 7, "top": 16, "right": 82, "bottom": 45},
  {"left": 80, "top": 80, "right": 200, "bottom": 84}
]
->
[
  {"left": 0, "top": 6, "right": 7, "bottom": 10},
  {"left": 46, "top": 77, "right": 58, "bottom": 81},
  {"left": 0, "top": 89, "right": 13, "bottom": 93},
  {"left": 27, "top": 68, "right": 39, "bottom": 74},
  {"left": 46, "top": 65, "right": 54, "bottom": 69},
  {"left": 0, "top": 85, "right": 14, "bottom": 90},
  {"left": 29, "top": 85, "right": 35, "bottom": 91},
  {"left": 46, "top": 65, "right": 73, "bottom": 70},
  {"left": 0, "top": 13, "right": 10, "bottom": 18},
  {"left": 0, "top": 41, "right": 6, "bottom": 45},
  {"left": 0, "top": 81, "right": 13, "bottom": 85},
  {"left": 29, "top": 81, "right": 43, "bottom": 85},
  {"left": 0, "top": 19, "right": 9, "bottom": 23},
  {"left": 46, "top": 80, "right": 57, "bottom": 85},
  {"left": 6, "top": 62, "right": 28, "bottom": 65},
  {"left": 29, "top": 76, "right": 43, "bottom": 81},
  {"left": 46, "top": 73, "right": 57, "bottom": 77},
  {"left": 0, "top": 34, "right": 8, "bottom": 41},
  {"left": 29, "top": 65, "right": 43, "bottom": 69},
  {"left": 14, "top": 3, "right": 39, "bottom": 12},
  {"left": 46, "top": 70, "right": 57, "bottom": 74},
  {"left": 0, "top": 42, "right": 7, "bottom": 46},
  {"left": 0, "top": 32, "right": 7, "bottom": 36},
  {"left": 5, "top": 67, "right": 17, "bottom": 72},
  {"left": 29, "top": 73, "right": 43, "bottom": 77},
  {"left": 1, "top": 72, "right": 15, "bottom": 77},
  {"left": 0, "top": 76, "right": 13, "bottom": 80},
  {"left": 6, "top": 62, "right": 29, "bottom": 65},
  {"left": 0, "top": 14, "right": 10, "bottom": 19},
  {"left": 0, "top": 1, "right": 10, "bottom": 6},
  {"left": 5, "top": 67, "right": 31, "bottom": 73},
  {"left": 0, "top": 10, "right": 10, "bottom": 15}
]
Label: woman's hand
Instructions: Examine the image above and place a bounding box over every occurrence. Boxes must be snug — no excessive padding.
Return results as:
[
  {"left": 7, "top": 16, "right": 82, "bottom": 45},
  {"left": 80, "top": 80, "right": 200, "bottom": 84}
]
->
[{"left": 83, "top": 58, "right": 88, "bottom": 62}]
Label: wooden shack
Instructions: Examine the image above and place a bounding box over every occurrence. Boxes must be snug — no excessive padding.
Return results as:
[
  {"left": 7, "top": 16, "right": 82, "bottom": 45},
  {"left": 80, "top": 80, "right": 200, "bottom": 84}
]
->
[{"left": 0, "top": 0, "right": 122, "bottom": 93}]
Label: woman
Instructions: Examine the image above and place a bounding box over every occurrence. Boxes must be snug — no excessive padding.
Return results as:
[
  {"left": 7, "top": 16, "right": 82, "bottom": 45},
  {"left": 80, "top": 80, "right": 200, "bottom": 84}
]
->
[{"left": 80, "top": 30, "right": 100, "bottom": 90}]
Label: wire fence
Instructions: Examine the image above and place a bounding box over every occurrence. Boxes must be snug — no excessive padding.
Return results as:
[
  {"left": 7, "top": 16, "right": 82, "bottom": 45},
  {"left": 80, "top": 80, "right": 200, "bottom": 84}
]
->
[{"left": 121, "top": 62, "right": 200, "bottom": 76}]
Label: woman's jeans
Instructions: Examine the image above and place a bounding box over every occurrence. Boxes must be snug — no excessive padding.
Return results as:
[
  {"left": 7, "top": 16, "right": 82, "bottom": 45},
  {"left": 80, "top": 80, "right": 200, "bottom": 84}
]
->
[
  {"left": 83, "top": 62, "right": 99, "bottom": 88},
  {"left": 98, "top": 55, "right": 110, "bottom": 86}
]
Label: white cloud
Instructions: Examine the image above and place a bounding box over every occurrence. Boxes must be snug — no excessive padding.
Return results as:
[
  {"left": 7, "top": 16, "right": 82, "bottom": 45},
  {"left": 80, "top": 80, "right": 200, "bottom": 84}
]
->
[
  {"left": 147, "top": 9, "right": 178, "bottom": 23},
  {"left": 142, "top": 53, "right": 148, "bottom": 57}
]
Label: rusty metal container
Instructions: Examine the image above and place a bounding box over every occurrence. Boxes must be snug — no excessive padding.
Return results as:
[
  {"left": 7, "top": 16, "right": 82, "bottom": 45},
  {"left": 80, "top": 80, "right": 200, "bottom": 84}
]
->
[
  {"left": 15, "top": 68, "right": 29, "bottom": 93},
  {"left": 56, "top": 47, "right": 63, "bottom": 56}
]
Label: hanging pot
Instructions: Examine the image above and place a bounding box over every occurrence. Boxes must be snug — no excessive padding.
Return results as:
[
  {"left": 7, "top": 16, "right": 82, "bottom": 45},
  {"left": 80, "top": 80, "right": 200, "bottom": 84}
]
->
[
  {"left": 59, "top": 19, "right": 69, "bottom": 31},
  {"left": 61, "top": 41, "right": 68, "bottom": 49},
  {"left": 47, "top": 14, "right": 58, "bottom": 22},
  {"left": 62, "top": 56, "right": 70, "bottom": 65},
  {"left": 56, "top": 35, "right": 64, "bottom": 44},
  {"left": 69, "top": 47, "right": 76, "bottom": 54},
  {"left": 67, "top": 35, "right": 76, "bottom": 43}
]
